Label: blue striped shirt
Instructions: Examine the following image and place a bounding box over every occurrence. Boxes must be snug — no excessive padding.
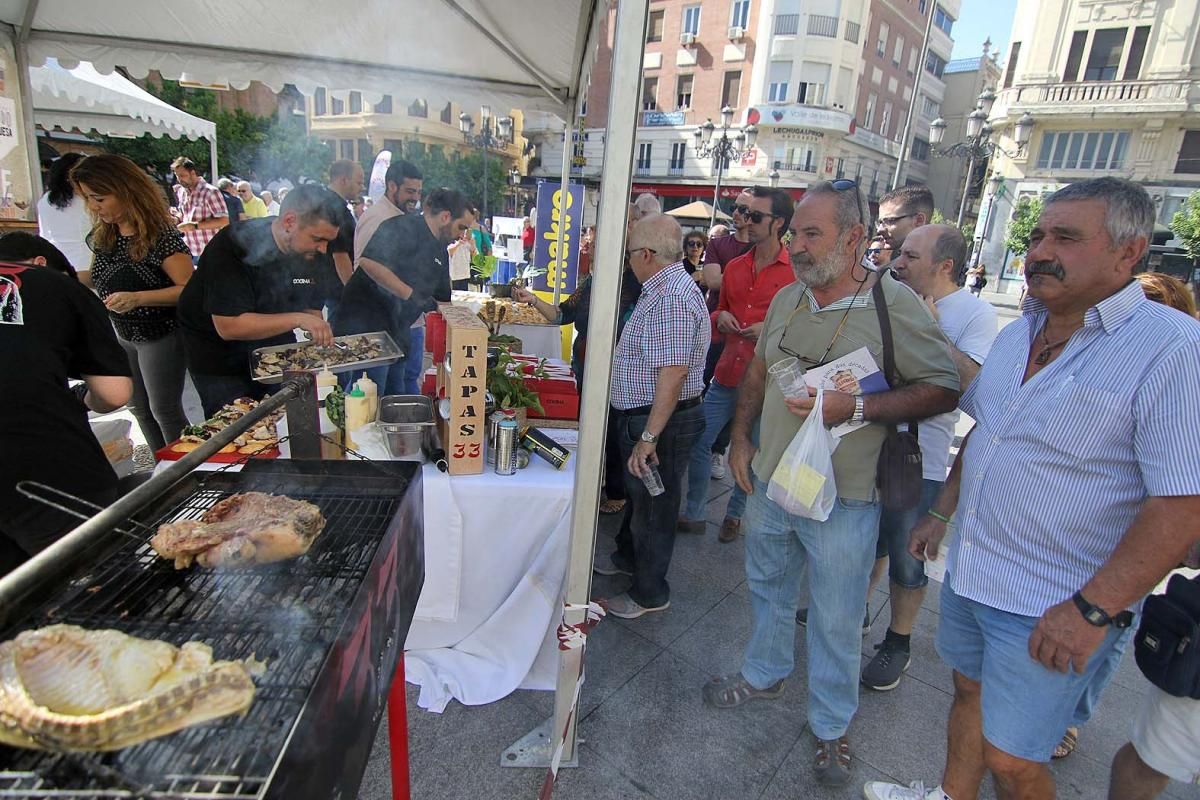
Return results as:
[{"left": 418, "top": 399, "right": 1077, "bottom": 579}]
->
[{"left": 948, "top": 281, "right": 1200, "bottom": 616}]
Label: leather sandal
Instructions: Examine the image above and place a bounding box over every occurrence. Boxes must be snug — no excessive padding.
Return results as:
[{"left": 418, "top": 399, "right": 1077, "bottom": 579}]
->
[
  {"left": 814, "top": 735, "right": 852, "bottom": 786},
  {"left": 701, "top": 673, "right": 784, "bottom": 708},
  {"left": 599, "top": 498, "right": 626, "bottom": 515},
  {"left": 1052, "top": 726, "right": 1079, "bottom": 759}
]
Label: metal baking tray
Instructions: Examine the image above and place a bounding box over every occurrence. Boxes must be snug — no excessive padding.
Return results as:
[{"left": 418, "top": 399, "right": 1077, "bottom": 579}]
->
[
  {"left": 378, "top": 395, "right": 435, "bottom": 460},
  {"left": 250, "top": 331, "right": 402, "bottom": 384}
]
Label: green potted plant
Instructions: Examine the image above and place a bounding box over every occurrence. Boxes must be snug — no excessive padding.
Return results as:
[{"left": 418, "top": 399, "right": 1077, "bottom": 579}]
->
[
  {"left": 511, "top": 263, "right": 547, "bottom": 289},
  {"left": 486, "top": 349, "right": 547, "bottom": 427},
  {"left": 470, "top": 252, "right": 500, "bottom": 293}
]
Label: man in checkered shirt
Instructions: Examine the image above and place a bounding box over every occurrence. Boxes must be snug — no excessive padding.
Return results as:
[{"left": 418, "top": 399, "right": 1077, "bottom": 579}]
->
[
  {"left": 596, "top": 212, "right": 709, "bottom": 620},
  {"left": 171, "top": 157, "right": 228, "bottom": 261}
]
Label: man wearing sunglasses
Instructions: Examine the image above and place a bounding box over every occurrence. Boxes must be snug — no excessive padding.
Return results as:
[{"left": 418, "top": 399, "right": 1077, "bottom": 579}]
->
[
  {"left": 876, "top": 185, "right": 935, "bottom": 266},
  {"left": 702, "top": 181, "right": 959, "bottom": 787},
  {"left": 599, "top": 213, "right": 709, "bottom": 620},
  {"left": 681, "top": 187, "right": 795, "bottom": 544}
]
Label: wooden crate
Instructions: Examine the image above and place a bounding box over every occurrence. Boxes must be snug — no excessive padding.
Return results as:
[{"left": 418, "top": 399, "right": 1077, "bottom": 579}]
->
[{"left": 436, "top": 305, "right": 488, "bottom": 475}]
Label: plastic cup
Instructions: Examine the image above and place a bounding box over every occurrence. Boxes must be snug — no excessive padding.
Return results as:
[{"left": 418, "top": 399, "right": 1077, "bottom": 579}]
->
[
  {"left": 768, "top": 357, "right": 808, "bottom": 400},
  {"left": 641, "top": 463, "right": 666, "bottom": 496}
]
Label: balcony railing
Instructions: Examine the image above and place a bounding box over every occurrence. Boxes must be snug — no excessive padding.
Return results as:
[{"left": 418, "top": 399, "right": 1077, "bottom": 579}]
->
[
  {"left": 998, "top": 80, "right": 1189, "bottom": 108},
  {"left": 808, "top": 14, "right": 839, "bottom": 37},
  {"left": 773, "top": 14, "right": 800, "bottom": 35},
  {"left": 668, "top": 166, "right": 685, "bottom": 176},
  {"left": 844, "top": 21, "right": 861, "bottom": 43},
  {"left": 635, "top": 165, "right": 652, "bottom": 177},
  {"left": 773, "top": 160, "right": 817, "bottom": 173}
]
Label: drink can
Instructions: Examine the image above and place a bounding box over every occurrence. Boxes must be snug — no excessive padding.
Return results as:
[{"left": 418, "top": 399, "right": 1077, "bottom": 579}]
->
[
  {"left": 641, "top": 463, "right": 666, "bottom": 496},
  {"left": 519, "top": 426, "right": 571, "bottom": 470},
  {"left": 494, "top": 419, "right": 518, "bottom": 476}
]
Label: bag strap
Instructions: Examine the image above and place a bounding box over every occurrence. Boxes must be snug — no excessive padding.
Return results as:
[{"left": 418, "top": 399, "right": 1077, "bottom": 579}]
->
[{"left": 871, "top": 272, "right": 918, "bottom": 437}]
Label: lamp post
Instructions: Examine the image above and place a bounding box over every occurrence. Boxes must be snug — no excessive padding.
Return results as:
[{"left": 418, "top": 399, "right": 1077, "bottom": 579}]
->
[
  {"left": 929, "top": 88, "right": 1033, "bottom": 227},
  {"left": 459, "top": 105, "right": 514, "bottom": 225},
  {"left": 691, "top": 105, "right": 758, "bottom": 228},
  {"left": 768, "top": 169, "right": 780, "bottom": 188},
  {"left": 508, "top": 166, "right": 521, "bottom": 215}
]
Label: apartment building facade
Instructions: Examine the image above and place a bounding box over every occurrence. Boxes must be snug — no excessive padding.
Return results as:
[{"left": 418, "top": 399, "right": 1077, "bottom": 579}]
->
[
  {"left": 979, "top": 0, "right": 1200, "bottom": 289},
  {"left": 527, "top": 0, "right": 956, "bottom": 213}
]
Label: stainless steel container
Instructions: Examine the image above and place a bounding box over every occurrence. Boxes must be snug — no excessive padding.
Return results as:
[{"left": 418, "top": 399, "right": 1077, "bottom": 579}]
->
[
  {"left": 494, "top": 419, "right": 518, "bottom": 475},
  {"left": 486, "top": 408, "right": 516, "bottom": 465},
  {"left": 378, "top": 395, "right": 435, "bottom": 461}
]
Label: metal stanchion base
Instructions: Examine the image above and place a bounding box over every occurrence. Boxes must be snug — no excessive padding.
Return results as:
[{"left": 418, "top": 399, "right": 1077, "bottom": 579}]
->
[{"left": 500, "top": 716, "right": 580, "bottom": 769}]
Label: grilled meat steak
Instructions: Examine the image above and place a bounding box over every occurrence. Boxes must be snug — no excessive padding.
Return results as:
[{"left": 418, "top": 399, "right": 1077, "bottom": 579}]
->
[
  {"left": 151, "top": 492, "right": 326, "bottom": 569},
  {"left": 0, "top": 625, "right": 260, "bottom": 752}
]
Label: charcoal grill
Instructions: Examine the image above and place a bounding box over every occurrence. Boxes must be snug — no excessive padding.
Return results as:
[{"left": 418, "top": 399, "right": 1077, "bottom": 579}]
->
[{"left": 0, "top": 444, "right": 424, "bottom": 798}]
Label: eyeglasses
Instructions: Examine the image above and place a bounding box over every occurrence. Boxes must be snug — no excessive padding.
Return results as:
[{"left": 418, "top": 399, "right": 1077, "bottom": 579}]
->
[
  {"left": 733, "top": 205, "right": 778, "bottom": 225},
  {"left": 877, "top": 212, "right": 916, "bottom": 228},
  {"left": 624, "top": 247, "right": 656, "bottom": 265}
]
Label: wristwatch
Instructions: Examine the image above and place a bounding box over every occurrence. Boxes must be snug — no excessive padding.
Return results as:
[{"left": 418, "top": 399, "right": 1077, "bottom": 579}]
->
[
  {"left": 1072, "top": 591, "right": 1134, "bottom": 629},
  {"left": 850, "top": 396, "right": 865, "bottom": 424},
  {"left": 639, "top": 430, "right": 659, "bottom": 445}
]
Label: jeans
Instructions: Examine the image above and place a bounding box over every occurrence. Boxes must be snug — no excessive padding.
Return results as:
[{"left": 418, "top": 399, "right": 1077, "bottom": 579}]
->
[
  {"left": 604, "top": 407, "right": 627, "bottom": 502},
  {"left": 684, "top": 381, "right": 748, "bottom": 522},
  {"left": 741, "top": 477, "right": 880, "bottom": 740},
  {"left": 119, "top": 331, "right": 191, "bottom": 451},
  {"left": 613, "top": 403, "right": 704, "bottom": 608},
  {"left": 192, "top": 372, "right": 262, "bottom": 419},
  {"left": 403, "top": 327, "right": 426, "bottom": 395},
  {"left": 874, "top": 478, "right": 942, "bottom": 589}
]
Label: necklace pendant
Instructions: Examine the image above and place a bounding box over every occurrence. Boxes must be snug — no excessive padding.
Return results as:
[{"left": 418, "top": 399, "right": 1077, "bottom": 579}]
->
[{"left": 1034, "top": 348, "right": 1050, "bottom": 366}]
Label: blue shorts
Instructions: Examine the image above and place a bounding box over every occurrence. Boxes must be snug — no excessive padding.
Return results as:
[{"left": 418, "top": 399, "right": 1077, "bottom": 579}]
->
[
  {"left": 935, "top": 577, "right": 1130, "bottom": 762},
  {"left": 874, "top": 479, "right": 941, "bottom": 589}
]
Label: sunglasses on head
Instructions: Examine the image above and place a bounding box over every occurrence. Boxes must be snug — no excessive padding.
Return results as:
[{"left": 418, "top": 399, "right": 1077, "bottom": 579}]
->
[
  {"left": 734, "top": 205, "right": 777, "bottom": 225},
  {"left": 830, "top": 179, "right": 866, "bottom": 229}
]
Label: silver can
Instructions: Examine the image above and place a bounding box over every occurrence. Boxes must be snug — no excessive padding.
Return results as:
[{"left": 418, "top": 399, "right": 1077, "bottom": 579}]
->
[{"left": 494, "top": 419, "right": 518, "bottom": 476}]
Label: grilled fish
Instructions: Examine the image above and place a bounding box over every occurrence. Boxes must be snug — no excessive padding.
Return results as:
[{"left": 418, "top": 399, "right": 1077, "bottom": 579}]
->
[
  {"left": 0, "top": 625, "right": 260, "bottom": 752},
  {"left": 151, "top": 492, "right": 326, "bottom": 569}
]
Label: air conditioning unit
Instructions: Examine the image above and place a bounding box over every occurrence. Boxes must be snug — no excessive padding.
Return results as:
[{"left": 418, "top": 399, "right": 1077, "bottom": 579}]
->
[
  {"left": 680, "top": 31, "right": 696, "bottom": 46},
  {"left": 728, "top": 26, "right": 746, "bottom": 41}
]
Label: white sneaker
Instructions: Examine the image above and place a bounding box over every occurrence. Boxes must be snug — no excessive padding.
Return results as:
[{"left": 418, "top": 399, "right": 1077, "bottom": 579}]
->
[
  {"left": 862, "top": 781, "right": 948, "bottom": 800},
  {"left": 710, "top": 452, "right": 727, "bottom": 480}
]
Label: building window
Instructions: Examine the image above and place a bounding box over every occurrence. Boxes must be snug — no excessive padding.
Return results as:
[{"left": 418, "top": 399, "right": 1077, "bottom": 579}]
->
[
  {"left": 440, "top": 102, "right": 452, "bottom": 124},
  {"left": 339, "top": 140, "right": 354, "bottom": 160},
  {"left": 1036, "top": 130, "right": 1131, "bottom": 171},
  {"left": 880, "top": 101, "right": 893, "bottom": 137},
  {"left": 934, "top": 6, "right": 954, "bottom": 35},
  {"left": 408, "top": 99, "right": 428, "bottom": 118},
  {"left": 647, "top": 10, "right": 664, "bottom": 42},
  {"left": 375, "top": 95, "right": 393, "bottom": 114},
  {"left": 893, "top": 36, "right": 905, "bottom": 66},
  {"left": 798, "top": 82, "right": 824, "bottom": 105},
  {"left": 314, "top": 87, "right": 327, "bottom": 116},
  {"left": 921, "top": 94, "right": 940, "bottom": 119},
  {"left": 836, "top": 157, "right": 846, "bottom": 179},
  {"left": 864, "top": 92, "right": 878, "bottom": 128},
  {"left": 845, "top": 21, "right": 861, "bottom": 43},
  {"left": 1063, "top": 31, "right": 1087, "bottom": 82},
  {"left": 925, "top": 51, "right": 946, "bottom": 78},
  {"left": 676, "top": 74, "right": 694, "bottom": 109},
  {"left": 876, "top": 22, "right": 889, "bottom": 57},
  {"left": 357, "top": 139, "right": 370, "bottom": 160},
  {"left": 1176, "top": 130, "right": 1200, "bottom": 174},
  {"left": 1085, "top": 28, "right": 1126, "bottom": 81},
  {"left": 911, "top": 138, "right": 931, "bottom": 162},
  {"left": 682, "top": 5, "right": 702, "bottom": 36},
  {"left": 349, "top": 92, "right": 362, "bottom": 114},
  {"left": 669, "top": 141, "right": 687, "bottom": 174},
  {"left": 908, "top": 46, "right": 919, "bottom": 75},
  {"left": 642, "top": 77, "right": 659, "bottom": 111},
  {"left": 918, "top": 0, "right": 927, "bottom": 13},
  {"left": 1124, "top": 26, "right": 1150, "bottom": 80},
  {"left": 768, "top": 61, "right": 791, "bottom": 103},
  {"left": 1005, "top": 42, "right": 1021, "bottom": 88},
  {"left": 331, "top": 95, "right": 345, "bottom": 115},
  {"left": 730, "top": 0, "right": 750, "bottom": 30},
  {"left": 721, "top": 71, "right": 742, "bottom": 108},
  {"left": 636, "top": 142, "right": 653, "bottom": 174}
]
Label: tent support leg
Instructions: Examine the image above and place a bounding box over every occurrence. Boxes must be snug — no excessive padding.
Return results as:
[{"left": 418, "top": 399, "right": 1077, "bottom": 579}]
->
[
  {"left": 209, "top": 137, "right": 219, "bottom": 184},
  {"left": 501, "top": 0, "right": 649, "bottom": 776},
  {"left": 11, "top": 31, "right": 43, "bottom": 203}
]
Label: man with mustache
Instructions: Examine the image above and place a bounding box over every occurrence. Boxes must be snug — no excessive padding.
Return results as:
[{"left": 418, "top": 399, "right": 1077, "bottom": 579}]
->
[
  {"left": 702, "top": 181, "right": 959, "bottom": 787},
  {"left": 865, "top": 178, "right": 1200, "bottom": 800}
]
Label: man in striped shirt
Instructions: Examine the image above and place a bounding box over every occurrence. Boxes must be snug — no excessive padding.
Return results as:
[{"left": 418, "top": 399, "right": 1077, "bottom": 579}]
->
[
  {"left": 597, "top": 213, "right": 709, "bottom": 620},
  {"left": 866, "top": 178, "right": 1200, "bottom": 800}
]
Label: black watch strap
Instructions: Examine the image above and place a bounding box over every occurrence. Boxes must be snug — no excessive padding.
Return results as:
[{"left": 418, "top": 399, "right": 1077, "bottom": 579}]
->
[{"left": 1072, "top": 591, "right": 1134, "bottom": 629}]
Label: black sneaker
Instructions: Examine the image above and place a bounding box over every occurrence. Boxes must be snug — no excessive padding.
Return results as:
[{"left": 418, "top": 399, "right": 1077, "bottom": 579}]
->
[
  {"left": 861, "top": 637, "right": 911, "bottom": 691},
  {"left": 796, "top": 605, "right": 872, "bottom": 636}
]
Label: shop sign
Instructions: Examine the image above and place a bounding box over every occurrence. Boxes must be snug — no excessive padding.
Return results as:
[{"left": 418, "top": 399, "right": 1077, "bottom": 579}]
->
[
  {"left": 0, "top": 97, "right": 17, "bottom": 160},
  {"left": 746, "top": 105, "right": 852, "bottom": 134},
  {"left": 642, "top": 110, "right": 686, "bottom": 127},
  {"left": 533, "top": 180, "right": 585, "bottom": 293}
]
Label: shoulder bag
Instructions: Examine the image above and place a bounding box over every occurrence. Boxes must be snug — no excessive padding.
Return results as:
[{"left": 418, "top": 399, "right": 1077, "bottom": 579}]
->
[{"left": 872, "top": 274, "right": 923, "bottom": 511}]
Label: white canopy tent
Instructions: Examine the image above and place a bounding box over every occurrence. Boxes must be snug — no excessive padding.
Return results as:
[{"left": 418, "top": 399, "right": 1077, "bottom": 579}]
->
[
  {"left": 30, "top": 57, "right": 218, "bottom": 178},
  {"left": 0, "top": 0, "right": 651, "bottom": 780}
]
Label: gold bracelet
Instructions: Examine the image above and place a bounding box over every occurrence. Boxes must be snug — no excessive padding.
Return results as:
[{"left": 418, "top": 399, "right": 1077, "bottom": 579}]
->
[{"left": 927, "top": 509, "right": 952, "bottom": 524}]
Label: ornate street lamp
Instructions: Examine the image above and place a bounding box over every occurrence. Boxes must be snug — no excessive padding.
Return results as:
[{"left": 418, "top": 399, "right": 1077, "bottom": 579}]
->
[
  {"left": 692, "top": 105, "right": 758, "bottom": 228},
  {"left": 768, "top": 169, "right": 780, "bottom": 188},
  {"left": 459, "top": 106, "right": 514, "bottom": 224}
]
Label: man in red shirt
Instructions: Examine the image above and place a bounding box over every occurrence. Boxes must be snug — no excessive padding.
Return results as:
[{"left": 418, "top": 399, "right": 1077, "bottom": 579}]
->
[{"left": 680, "top": 186, "right": 795, "bottom": 542}]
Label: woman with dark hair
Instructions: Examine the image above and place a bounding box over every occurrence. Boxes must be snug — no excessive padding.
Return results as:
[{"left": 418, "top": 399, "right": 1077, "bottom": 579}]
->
[
  {"left": 682, "top": 229, "right": 708, "bottom": 281},
  {"left": 36, "top": 152, "right": 91, "bottom": 271},
  {"left": 72, "top": 153, "right": 194, "bottom": 452}
]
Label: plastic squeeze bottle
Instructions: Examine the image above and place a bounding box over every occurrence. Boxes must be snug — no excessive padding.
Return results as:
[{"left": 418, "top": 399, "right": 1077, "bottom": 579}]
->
[
  {"left": 356, "top": 371, "right": 379, "bottom": 421},
  {"left": 344, "top": 385, "right": 370, "bottom": 450}
]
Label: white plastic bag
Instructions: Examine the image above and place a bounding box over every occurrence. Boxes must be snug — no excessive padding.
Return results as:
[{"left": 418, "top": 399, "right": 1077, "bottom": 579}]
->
[{"left": 766, "top": 389, "right": 839, "bottom": 521}]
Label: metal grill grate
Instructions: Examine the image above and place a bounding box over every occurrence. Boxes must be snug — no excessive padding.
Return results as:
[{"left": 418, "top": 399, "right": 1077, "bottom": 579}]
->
[{"left": 0, "top": 473, "right": 405, "bottom": 799}]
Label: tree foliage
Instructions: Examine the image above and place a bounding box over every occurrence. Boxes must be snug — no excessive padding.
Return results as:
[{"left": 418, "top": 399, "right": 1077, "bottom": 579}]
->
[
  {"left": 1005, "top": 195, "right": 1043, "bottom": 256},
  {"left": 1169, "top": 190, "right": 1200, "bottom": 261},
  {"left": 97, "top": 78, "right": 331, "bottom": 183},
  {"left": 399, "top": 141, "right": 510, "bottom": 219}
]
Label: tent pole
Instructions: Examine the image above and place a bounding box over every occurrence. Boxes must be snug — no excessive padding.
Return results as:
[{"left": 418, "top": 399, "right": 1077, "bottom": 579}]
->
[
  {"left": 209, "top": 137, "right": 218, "bottom": 184},
  {"left": 501, "top": 0, "right": 648, "bottom": 772},
  {"left": 552, "top": 117, "right": 572, "bottom": 308},
  {"left": 11, "top": 31, "right": 44, "bottom": 204}
]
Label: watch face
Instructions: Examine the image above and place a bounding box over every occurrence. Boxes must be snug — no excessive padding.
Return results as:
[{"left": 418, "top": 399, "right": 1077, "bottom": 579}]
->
[{"left": 1085, "top": 608, "right": 1107, "bottom": 625}]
